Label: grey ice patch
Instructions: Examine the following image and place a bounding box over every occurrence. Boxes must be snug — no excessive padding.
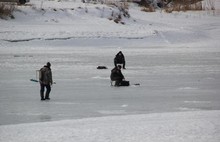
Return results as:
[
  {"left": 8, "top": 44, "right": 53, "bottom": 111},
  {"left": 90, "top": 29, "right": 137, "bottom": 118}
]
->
[
  {"left": 92, "top": 76, "right": 109, "bottom": 80},
  {"left": 178, "top": 87, "right": 198, "bottom": 90},
  {"left": 177, "top": 107, "right": 201, "bottom": 111},
  {"left": 184, "top": 101, "right": 211, "bottom": 104},
  {"left": 98, "top": 110, "right": 126, "bottom": 115},
  {"left": 121, "top": 104, "right": 128, "bottom": 108}
]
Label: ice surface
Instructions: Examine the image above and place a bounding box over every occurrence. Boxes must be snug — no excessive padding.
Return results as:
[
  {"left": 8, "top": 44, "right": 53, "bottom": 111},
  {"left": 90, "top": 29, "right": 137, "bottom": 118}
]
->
[{"left": 0, "top": 43, "right": 220, "bottom": 125}]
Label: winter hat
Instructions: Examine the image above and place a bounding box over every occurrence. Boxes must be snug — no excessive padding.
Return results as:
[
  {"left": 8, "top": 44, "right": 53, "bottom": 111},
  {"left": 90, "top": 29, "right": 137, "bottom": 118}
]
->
[{"left": 47, "top": 62, "right": 51, "bottom": 67}]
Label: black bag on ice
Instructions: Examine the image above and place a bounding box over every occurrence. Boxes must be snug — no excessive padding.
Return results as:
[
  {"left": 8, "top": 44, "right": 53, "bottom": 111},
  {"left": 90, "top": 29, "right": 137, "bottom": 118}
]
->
[{"left": 120, "top": 81, "right": 130, "bottom": 86}]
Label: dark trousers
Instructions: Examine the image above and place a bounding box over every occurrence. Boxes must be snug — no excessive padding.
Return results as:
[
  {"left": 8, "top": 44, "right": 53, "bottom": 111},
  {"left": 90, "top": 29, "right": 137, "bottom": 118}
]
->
[
  {"left": 40, "top": 83, "right": 51, "bottom": 99},
  {"left": 115, "top": 79, "right": 123, "bottom": 86}
]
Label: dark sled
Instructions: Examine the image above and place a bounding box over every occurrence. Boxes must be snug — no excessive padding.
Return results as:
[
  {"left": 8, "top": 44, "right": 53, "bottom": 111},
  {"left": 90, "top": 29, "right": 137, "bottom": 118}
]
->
[
  {"left": 120, "top": 80, "right": 130, "bottom": 86},
  {"left": 111, "top": 80, "right": 130, "bottom": 86},
  {"left": 97, "top": 66, "right": 108, "bottom": 69}
]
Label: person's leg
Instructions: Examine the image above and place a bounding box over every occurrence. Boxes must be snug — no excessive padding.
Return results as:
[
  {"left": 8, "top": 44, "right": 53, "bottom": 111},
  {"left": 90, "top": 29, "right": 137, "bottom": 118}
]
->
[
  {"left": 40, "top": 84, "right": 45, "bottom": 100},
  {"left": 115, "top": 78, "right": 123, "bottom": 86},
  {"left": 123, "top": 60, "right": 126, "bottom": 69},
  {"left": 114, "top": 59, "right": 117, "bottom": 67},
  {"left": 45, "top": 85, "right": 51, "bottom": 100},
  {"left": 115, "top": 80, "right": 120, "bottom": 86}
]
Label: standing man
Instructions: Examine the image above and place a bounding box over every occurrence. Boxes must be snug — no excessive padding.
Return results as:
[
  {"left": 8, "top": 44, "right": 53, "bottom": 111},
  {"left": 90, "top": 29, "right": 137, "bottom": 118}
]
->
[
  {"left": 39, "top": 62, "right": 53, "bottom": 101},
  {"left": 114, "top": 51, "right": 126, "bottom": 69}
]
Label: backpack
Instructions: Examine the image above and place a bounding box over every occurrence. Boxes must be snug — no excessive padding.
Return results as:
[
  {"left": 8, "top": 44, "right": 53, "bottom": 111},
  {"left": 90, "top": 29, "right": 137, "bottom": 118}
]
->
[{"left": 39, "top": 68, "right": 45, "bottom": 81}]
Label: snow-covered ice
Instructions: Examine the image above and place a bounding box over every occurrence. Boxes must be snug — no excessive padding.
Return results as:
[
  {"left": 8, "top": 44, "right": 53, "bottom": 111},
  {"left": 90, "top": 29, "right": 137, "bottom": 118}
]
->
[
  {"left": 0, "top": 0, "right": 220, "bottom": 141},
  {"left": 1, "top": 110, "right": 220, "bottom": 142}
]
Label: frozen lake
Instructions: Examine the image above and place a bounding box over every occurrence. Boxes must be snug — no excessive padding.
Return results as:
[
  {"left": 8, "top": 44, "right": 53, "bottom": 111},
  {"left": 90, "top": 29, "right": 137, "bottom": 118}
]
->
[
  {"left": 1, "top": 1, "right": 220, "bottom": 141},
  {"left": 0, "top": 39, "right": 220, "bottom": 125}
]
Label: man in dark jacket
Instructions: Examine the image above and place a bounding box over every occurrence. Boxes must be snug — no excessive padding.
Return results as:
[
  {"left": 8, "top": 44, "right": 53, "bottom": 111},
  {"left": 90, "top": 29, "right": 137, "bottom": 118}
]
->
[
  {"left": 114, "top": 51, "right": 126, "bottom": 69},
  {"left": 110, "top": 65, "right": 125, "bottom": 86},
  {"left": 39, "top": 62, "right": 53, "bottom": 100}
]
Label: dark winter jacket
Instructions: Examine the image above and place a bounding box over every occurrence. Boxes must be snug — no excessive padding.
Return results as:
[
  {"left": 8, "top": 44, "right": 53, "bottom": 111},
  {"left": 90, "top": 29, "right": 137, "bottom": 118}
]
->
[
  {"left": 39, "top": 66, "right": 53, "bottom": 85},
  {"left": 110, "top": 67, "right": 124, "bottom": 81},
  {"left": 114, "top": 51, "right": 125, "bottom": 63}
]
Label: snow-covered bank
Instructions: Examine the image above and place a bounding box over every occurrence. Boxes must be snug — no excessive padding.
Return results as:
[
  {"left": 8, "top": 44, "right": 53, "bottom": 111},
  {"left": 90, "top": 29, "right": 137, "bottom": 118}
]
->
[
  {"left": 1, "top": 0, "right": 220, "bottom": 47},
  {"left": 0, "top": 110, "right": 220, "bottom": 142}
]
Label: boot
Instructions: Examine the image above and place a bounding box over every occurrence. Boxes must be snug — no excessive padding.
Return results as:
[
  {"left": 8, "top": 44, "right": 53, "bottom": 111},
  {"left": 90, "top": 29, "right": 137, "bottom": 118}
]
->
[{"left": 41, "top": 93, "right": 45, "bottom": 101}]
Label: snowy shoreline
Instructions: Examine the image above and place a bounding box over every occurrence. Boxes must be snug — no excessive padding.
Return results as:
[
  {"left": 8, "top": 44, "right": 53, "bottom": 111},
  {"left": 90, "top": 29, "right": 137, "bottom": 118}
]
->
[{"left": 1, "top": 110, "right": 220, "bottom": 142}]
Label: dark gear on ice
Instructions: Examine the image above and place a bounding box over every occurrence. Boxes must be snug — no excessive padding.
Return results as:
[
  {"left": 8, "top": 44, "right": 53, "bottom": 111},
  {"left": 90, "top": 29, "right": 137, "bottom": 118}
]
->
[
  {"left": 39, "top": 62, "right": 53, "bottom": 101},
  {"left": 114, "top": 51, "right": 126, "bottom": 69},
  {"left": 110, "top": 65, "right": 125, "bottom": 86}
]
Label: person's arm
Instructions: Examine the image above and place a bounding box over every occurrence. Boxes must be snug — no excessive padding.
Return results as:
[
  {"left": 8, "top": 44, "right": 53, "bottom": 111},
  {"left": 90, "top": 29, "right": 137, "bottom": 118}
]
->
[
  {"left": 122, "top": 54, "right": 125, "bottom": 61},
  {"left": 39, "top": 69, "right": 43, "bottom": 83},
  {"left": 119, "top": 70, "right": 125, "bottom": 79},
  {"left": 49, "top": 70, "right": 53, "bottom": 85}
]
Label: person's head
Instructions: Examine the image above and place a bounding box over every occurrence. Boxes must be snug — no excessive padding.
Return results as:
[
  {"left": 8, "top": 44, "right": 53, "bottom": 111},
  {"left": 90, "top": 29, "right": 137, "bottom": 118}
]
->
[
  {"left": 46, "top": 62, "right": 51, "bottom": 67},
  {"left": 117, "top": 65, "right": 122, "bottom": 69},
  {"left": 117, "top": 51, "right": 122, "bottom": 56}
]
